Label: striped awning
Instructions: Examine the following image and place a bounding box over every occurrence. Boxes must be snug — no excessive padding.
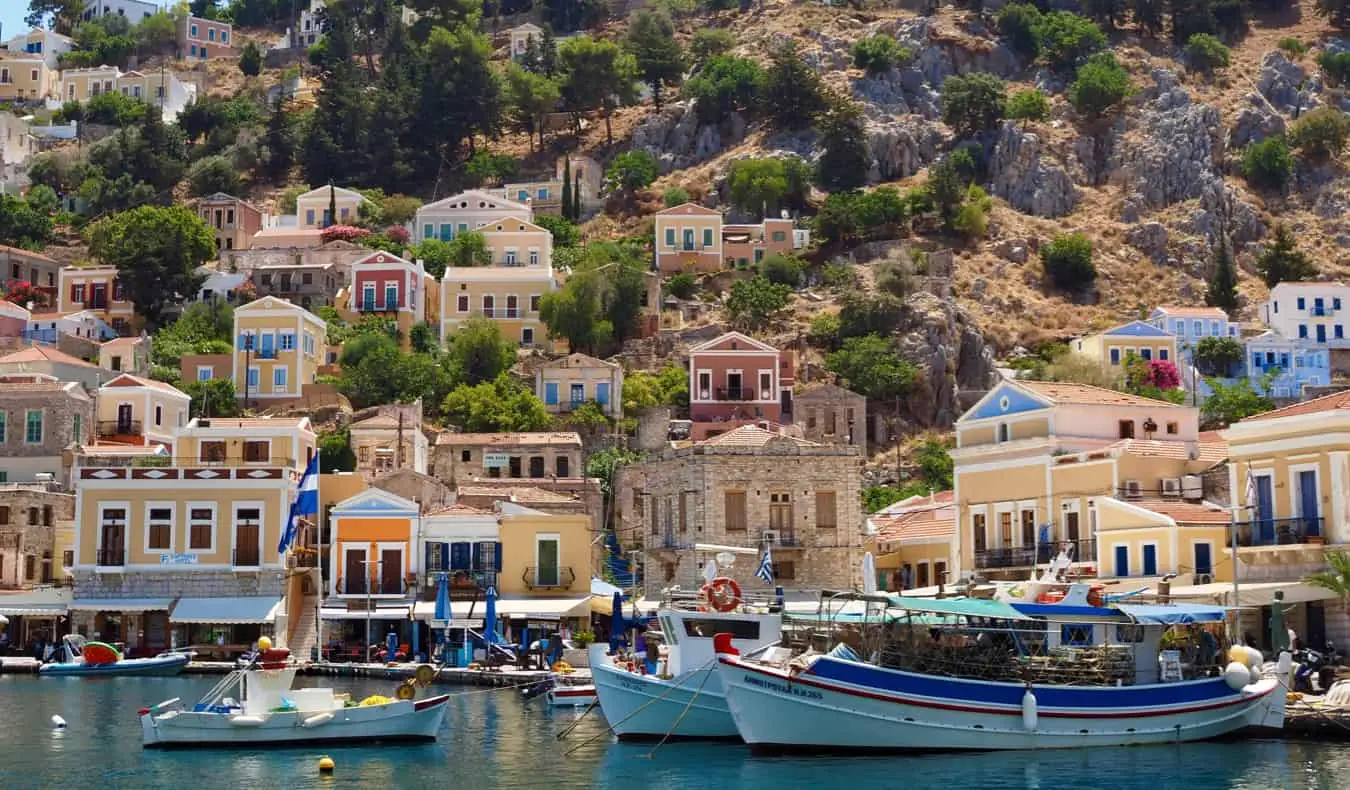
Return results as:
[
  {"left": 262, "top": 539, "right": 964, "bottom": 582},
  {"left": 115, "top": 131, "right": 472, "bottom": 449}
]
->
[{"left": 0, "top": 589, "right": 71, "bottom": 617}]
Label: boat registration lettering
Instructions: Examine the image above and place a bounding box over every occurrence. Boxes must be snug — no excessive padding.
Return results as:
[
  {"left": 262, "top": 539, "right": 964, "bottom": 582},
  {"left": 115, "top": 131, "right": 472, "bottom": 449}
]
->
[
  {"left": 619, "top": 677, "right": 647, "bottom": 692},
  {"left": 743, "top": 674, "right": 823, "bottom": 700}
]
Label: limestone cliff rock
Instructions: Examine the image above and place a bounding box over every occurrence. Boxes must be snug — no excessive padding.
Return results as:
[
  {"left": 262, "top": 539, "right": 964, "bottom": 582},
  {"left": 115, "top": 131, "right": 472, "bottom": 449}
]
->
[
  {"left": 987, "top": 121, "right": 1080, "bottom": 218},
  {"left": 893, "top": 291, "right": 998, "bottom": 429}
]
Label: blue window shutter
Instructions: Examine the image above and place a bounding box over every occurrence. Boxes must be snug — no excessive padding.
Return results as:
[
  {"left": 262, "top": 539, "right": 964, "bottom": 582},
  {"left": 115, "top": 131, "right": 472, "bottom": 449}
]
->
[
  {"left": 472, "top": 542, "right": 482, "bottom": 571},
  {"left": 450, "top": 542, "right": 470, "bottom": 570},
  {"left": 544, "top": 382, "right": 558, "bottom": 405},
  {"left": 596, "top": 382, "right": 609, "bottom": 405},
  {"left": 440, "top": 543, "right": 449, "bottom": 571},
  {"left": 494, "top": 542, "right": 503, "bottom": 572},
  {"left": 238, "top": 333, "right": 247, "bottom": 349}
]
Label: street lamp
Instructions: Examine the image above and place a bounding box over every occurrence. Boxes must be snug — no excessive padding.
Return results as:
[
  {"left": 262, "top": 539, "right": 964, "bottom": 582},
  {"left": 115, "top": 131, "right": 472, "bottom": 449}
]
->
[{"left": 361, "top": 558, "right": 383, "bottom": 662}]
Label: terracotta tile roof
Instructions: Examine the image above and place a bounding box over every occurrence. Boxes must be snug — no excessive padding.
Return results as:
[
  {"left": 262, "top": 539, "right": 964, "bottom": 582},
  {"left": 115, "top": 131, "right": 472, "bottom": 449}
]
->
[
  {"left": 1019, "top": 380, "right": 1184, "bottom": 408},
  {"left": 423, "top": 502, "right": 496, "bottom": 516},
  {"left": 437, "top": 432, "right": 582, "bottom": 446},
  {"left": 0, "top": 244, "right": 58, "bottom": 263},
  {"left": 1239, "top": 388, "right": 1350, "bottom": 422},
  {"left": 1108, "top": 438, "right": 1227, "bottom": 464},
  {"left": 873, "top": 504, "right": 956, "bottom": 544},
  {"left": 0, "top": 346, "right": 99, "bottom": 368},
  {"left": 100, "top": 337, "right": 141, "bottom": 348},
  {"left": 457, "top": 485, "right": 577, "bottom": 504},
  {"left": 697, "top": 424, "right": 821, "bottom": 448},
  {"left": 0, "top": 378, "right": 87, "bottom": 398},
  {"left": 1153, "top": 306, "right": 1230, "bottom": 319},
  {"left": 1126, "top": 498, "right": 1231, "bottom": 525},
  {"left": 102, "top": 373, "right": 189, "bottom": 397}
]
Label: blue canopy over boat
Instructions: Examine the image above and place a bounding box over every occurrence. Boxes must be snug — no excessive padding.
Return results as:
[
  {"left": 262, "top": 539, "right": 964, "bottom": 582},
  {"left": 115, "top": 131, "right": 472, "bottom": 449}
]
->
[{"left": 1114, "top": 602, "right": 1227, "bottom": 625}]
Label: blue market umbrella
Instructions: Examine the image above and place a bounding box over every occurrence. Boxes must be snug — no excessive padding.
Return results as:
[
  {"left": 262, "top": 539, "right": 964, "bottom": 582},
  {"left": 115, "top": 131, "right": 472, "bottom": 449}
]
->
[
  {"left": 434, "top": 573, "right": 450, "bottom": 622},
  {"left": 484, "top": 586, "right": 500, "bottom": 645},
  {"left": 609, "top": 591, "right": 623, "bottom": 652}
]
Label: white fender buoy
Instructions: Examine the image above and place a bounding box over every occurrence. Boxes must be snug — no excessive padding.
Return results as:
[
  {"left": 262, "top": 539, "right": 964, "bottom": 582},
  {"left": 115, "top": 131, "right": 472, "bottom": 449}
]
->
[
  {"left": 51, "top": 715, "right": 66, "bottom": 729},
  {"left": 1224, "top": 661, "right": 1250, "bottom": 690},
  {"left": 300, "top": 712, "right": 335, "bottom": 729},
  {"left": 1021, "top": 688, "right": 1038, "bottom": 731},
  {"left": 1242, "top": 646, "right": 1263, "bottom": 669},
  {"left": 1249, "top": 665, "right": 1263, "bottom": 686},
  {"left": 1277, "top": 651, "right": 1293, "bottom": 676},
  {"left": 227, "top": 715, "right": 267, "bottom": 727}
]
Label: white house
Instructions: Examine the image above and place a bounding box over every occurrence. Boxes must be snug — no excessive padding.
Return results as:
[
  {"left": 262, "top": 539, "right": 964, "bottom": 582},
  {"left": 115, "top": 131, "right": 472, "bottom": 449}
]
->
[
  {"left": 414, "top": 190, "right": 533, "bottom": 244},
  {"left": 80, "top": 0, "right": 161, "bottom": 23},
  {"left": 3, "top": 29, "right": 74, "bottom": 69},
  {"left": 26, "top": 309, "right": 118, "bottom": 343},
  {"left": 1245, "top": 330, "right": 1331, "bottom": 399},
  {"left": 1260, "top": 282, "right": 1350, "bottom": 348}
]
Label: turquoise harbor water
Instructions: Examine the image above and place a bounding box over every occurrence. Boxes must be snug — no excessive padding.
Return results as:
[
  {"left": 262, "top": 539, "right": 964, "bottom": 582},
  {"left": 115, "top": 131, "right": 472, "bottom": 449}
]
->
[{"left": 2, "top": 674, "right": 1350, "bottom": 789}]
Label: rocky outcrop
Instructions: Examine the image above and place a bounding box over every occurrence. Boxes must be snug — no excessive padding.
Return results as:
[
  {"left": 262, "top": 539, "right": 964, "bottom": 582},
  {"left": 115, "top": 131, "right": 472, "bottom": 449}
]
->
[
  {"left": 893, "top": 292, "right": 999, "bottom": 429},
  {"left": 1120, "top": 73, "right": 1223, "bottom": 211},
  {"left": 630, "top": 101, "right": 746, "bottom": 173},
  {"left": 1258, "top": 51, "right": 1318, "bottom": 115},
  {"left": 987, "top": 121, "right": 1080, "bottom": 217},
  {"left": 1126, "top": 222, "right": 1169, "bottom": 264},
  {"left": 866, "top": 116, "right": 947, "bottom": 181},
  {"left": 1228, "top": 92, "right": 1287, "bottom": 150}
]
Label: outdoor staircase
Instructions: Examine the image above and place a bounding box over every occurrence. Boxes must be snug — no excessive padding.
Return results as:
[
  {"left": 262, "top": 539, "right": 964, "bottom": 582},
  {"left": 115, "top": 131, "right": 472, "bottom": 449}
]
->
[
  {"left": 288, "top": 595, "right": 320, "bottom": 662},
  {"left": 605, "top": 532, "right": 638, "bottom": 590}
]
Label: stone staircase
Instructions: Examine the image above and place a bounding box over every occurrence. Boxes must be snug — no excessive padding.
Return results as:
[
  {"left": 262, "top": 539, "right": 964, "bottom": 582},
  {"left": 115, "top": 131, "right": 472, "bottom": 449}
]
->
[{"left": 288, "top": 595, "right": 320, "bottom": 662}]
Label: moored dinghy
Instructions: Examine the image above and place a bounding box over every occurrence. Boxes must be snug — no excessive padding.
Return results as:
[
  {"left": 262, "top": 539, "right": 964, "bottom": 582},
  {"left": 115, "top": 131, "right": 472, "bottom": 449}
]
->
[
  {"left": 716, "top": 590, "right": 1287, "bottom": 753},
  {"left": 40, "top": 635, "right": 190, "bottom": 677}
]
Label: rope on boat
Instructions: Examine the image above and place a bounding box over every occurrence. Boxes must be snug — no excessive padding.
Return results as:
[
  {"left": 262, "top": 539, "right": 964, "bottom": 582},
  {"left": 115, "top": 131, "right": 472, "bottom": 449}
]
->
[
  {"left": 561, "top": 658, "right": 717, "bottom": 755},
  {"left": 645, "top": 659, "right": 716, "bottom": 759},
  {"left": 1274, "top": 673, "right": 1350, "bottom": 736},
  {"left": 555, "top": 699, "right": 601, "bottom": 741}
]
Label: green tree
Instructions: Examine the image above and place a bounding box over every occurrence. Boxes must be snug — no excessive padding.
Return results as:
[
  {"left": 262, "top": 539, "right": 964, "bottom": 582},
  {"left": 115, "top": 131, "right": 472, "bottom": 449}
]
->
[
  {"left": 182, "top": 377, "right": 239, "bottom": 418},
  {"left": 301, "top": 15, "right": 370, "bottom": 186},
  {"left": 725, "top": 275, "right": 792, "bottom": 330},
  {"left": 1006, "top": 88, "right": 1050, "bottom": 126},
  {"left": 561, "top": 156, "right": 574, "bottom": 219},
  {"left": 997, "top": 3, "right": 1043, "bottom": 59},
  {"left": 1305, "top": 551, "right": 1350, "bottom": 608},
  {"left": 559, "top": 35, "right": 638, "bottom": 144},
  {"left": 1041, "top": 233, "right": 1096, "bottom": 291},
  {"left": 852, "top": 35, "right": 910, "bottom": 75},
  {"left": 239, "top": 41, "right": 263, "bottom": 77},
  {"left": 1206, "top": 242, "right": 1240, "bottom": 316},
  {"left": 446, "top": 231, "right": 492, "bottom": 267},
  {"left": 759, "top": 253, "right": 805, "bottom": 286},
  {"left": 763, "top": 41, "right": 827, "bottom": 130},
  {"left": 825, "top": 334, "right": 917, "bottom": 401},
  {"left": 626, "top": 10, "right": 685, "bottom": 111},
  {"left": 941, "top": 72, "right": 1007, "bottom": 139},
  {"left": 1034, "top": 11, "right": 1107, "bottom": 71},
  {"left": 604, "top": 150, "right": 659, "bottom": 201},
  {"left": 1192, "top": 336, "right": 1244, "bottom": 377},
  {"left": 0, "top": 195, "right": 54, "bottom": 251},
  {"left": 1318, "top": 50, "right": 1350, "bottom": 86},
  {"left": 690, "top": 28, "right": 735, "bottom": 63},
  {"left": 337, "top": 333, "right": 456, "bottom": 411},
  {"left": 623, "top": 363, "right": 689, "bottom": 413},
  {"left": 261, "top": 95, "right": 295, "bottom": 182},
  {"left": 540, "top": 244, "right": 648, "bottom": 354},
  {"left": 410, "top": 239, "right": 453, "bottom": 278},
  {"left": 685, "top": 54, "right": 764, "bottom": 125},
  {"left": 86, "top": 205, "right": 215, "bottom": 328},
  {"left": 1255, "top": 224, "right": 1317, "bottom": 286},
  {"left": 27, "top": 0, "right": 85, "bottom": 34},
  {"left": 446, "top": 316, "right": 515, "bottom": 385},
  {"left": 1201, "top": 378, "right": 1275, "bottom": 429},
  {"left": 727, "top": 158, "right": 788, "bottom": 218},
  {"left": 506, "top": 63, "right": 560, "bottom": 151},
  {"left": 1131, "top": 0, "right": 1165, "bottom": 36},
  {"left": 1289, "top": 106, "right": 1350, "bottom": 160},
  {"left": 442, "top": 376, "right": 551, "bottom": 432},
  {"left": 1069, "top": 52, "right": 1132, "bottom": 118},
  {"left": 816, "top": 95, "right": 870, "bottom": 191},
  {"left": 667, "top": 272, "right": 697, "bottom": 298},
  {"left": 149, "top": 299, "right": 234, "bottom": 372},
  {"left": 913, "top": 438, "right": 954, "bottom": 489},
  {"left": 188, "top": 155, "right": 242, "bottom": 197},
  {"left": 1241, "top": 135, "right": 1294, "bottom": 190},
  {"left": 663, "top": 187, "right": 690, "bottom": 208},
  {"left": 1184, "top": 33, "right": 1230, "bottom": 73},
  {"left": 317, "top": 427, "right": 357, "bottom": 473}
]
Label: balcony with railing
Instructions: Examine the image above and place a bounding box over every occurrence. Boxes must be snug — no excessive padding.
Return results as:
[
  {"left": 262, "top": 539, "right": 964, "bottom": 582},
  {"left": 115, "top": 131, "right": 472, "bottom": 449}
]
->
[
  {"left": 760, "top": 529, "right": 800, "bottom": 547},
  {"left": 1310, "top": 304, "right": 1337, "bottom": 317},
  {"left": 96, "top": 548, "right": 125, "bottom": 567},
  {"left": 479, "top": 308, "right": 522, "bottom": 319},
  {"left": 1231, "top": 517, "right": 1324, "bottom": 548},
  {"left": 973, "top": 538, "right": 1098, "bottom": 570},
  {"left": 523, "top": 566, "right": 576, "bottom": 590},
  {"left": 712, "top": 386, "right": 758, "bottom": 402},
  {"left": 98, "top": 419, "right": 143, "bottom": 437}
]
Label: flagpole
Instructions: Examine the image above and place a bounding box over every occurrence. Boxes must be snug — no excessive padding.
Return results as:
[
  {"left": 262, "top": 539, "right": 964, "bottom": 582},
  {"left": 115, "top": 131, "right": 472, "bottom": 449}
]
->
[{"left": 1229, "top": 463, "right": 1251, "bottom": 644}]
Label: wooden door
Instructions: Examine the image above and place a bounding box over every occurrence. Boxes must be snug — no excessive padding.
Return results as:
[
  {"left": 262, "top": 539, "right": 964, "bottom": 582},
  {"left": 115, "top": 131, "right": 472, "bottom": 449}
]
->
[
  {"left": 345, "top": 548, "right": 367, "bottom": 594},
  {"left": 380, "top": 549, "right": 402, "bottom": 594}
]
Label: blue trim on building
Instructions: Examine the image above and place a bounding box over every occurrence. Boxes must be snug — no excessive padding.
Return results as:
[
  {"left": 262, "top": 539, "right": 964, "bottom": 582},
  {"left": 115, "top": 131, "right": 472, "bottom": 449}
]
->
[{"left": 966, "top": 384, "right": 1050, "bottom": 421}]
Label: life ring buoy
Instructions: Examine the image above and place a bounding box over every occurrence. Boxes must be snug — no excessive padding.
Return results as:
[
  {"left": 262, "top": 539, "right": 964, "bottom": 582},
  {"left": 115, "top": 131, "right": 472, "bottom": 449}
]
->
[
  {"left": 1087, "top": 585, "right": 1105, "bottom": 607},
  {"left": 703, "top": 577, "right": 742, "bottom": 613},
  {"left": 1037, "top": 590, "right": 1066, "bottom": 604}
]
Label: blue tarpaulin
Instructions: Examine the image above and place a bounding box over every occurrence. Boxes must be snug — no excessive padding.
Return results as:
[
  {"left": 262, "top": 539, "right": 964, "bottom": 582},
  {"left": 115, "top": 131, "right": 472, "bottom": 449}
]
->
[{"left": 1115, "top": 603, "right": 1227, "bottom": 625}]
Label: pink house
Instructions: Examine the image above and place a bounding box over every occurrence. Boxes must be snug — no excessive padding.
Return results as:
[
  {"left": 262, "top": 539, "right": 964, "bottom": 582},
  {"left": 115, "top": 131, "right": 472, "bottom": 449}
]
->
[
  {"left": 344, "top": 251, "right": 431, "bottom": 348},
  {"left": 688, "top": 331, "right": 795, "bottom": 440},
  {"left": 0, "top": 299, "right": 31, "bottom": 339}
]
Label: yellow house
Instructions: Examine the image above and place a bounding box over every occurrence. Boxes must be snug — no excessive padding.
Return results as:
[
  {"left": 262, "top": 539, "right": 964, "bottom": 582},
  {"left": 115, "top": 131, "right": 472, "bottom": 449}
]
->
[
  {"left": 1216, "top": 392, "right": 1350, "bottom": 648},
  {"left": 232, "top": 296, "right": 326, "bottom": 405},
  {"left": 439, "top": 227, "right": 560, "bottom": 349},
  {"left": 95, "top": 372, "right": 191, "bottom": 449},
  {"left": 953, "top": 379, "right": 1228, "bottom": 584},
  {"left": 1072, "top": 320, "right": 1180, "bottom": 372},
  {"left": 655, "top": 203, "right": 723, "bottom": 273},
  {"left": 534, "top": 352, "right": 623, "bottom": 419},
  {"left": 328, "top": 488, "right": 418, "bottom": 600},
  {"left": 70, "top": 416, "right": 313, "bottom": 654},
  {"left": 496, "top": 503, "right": 591, "bottom": 599},
  {"left": 0, "top": 55, "right": 58, "bottom": 102},
  {"left": 866, "top": 491, "right": 955, "bottom": 592},
  {"left": 57, "top": 265, "right": 136, "bottom": 335},
  {"left": 59, "top": 65, "right": 121, "bottom": 102},
  {"left": 295, "top": 185, "right": 365, "bottom": 229}
]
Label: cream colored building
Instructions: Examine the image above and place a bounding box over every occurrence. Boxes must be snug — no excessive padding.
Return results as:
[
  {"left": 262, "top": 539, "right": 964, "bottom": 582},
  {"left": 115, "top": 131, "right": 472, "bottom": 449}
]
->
[
  {"left": 1071, "top": 320, "right": 1180, "bottom": 371},
  {"left": 534, "top": 352, "right": 623, "bottom": 418},
  {"left": 57, "top": 265, "right": 136, "bottom": 335},
  {"left": 0, "top": 55, "right": 58, "bottom": 102},
  {"left": 501, "top": 156, "right": 603, "bottom": 216},
  {"left": 953, "top": 380, "right": 1230, "bottom": 584},
  {"left": 439, "top": 220, "right": 559, "bottom": 349},
  {"left": 232, "top": 296, "right": 326, "bottom": 406},
  {"left": 294, "top": 185, "right": 365, "bottom": 229},
  {"left": 655, "top": 203, "right": 722, "bottom": 273},
  {"left": 60, "top": 65, "right": 121, "bottom": 102},
  {"left": 95, "top": 373, "right": 190, "bottom": 450},
  {"left": 414, "top": 190, "right": 532, "bottom": 244}
]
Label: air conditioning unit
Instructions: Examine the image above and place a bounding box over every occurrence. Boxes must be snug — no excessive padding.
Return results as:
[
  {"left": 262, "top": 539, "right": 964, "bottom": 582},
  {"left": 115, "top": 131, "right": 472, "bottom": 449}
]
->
[
  {"left": 1181, "top": 475, "right": 1203, "bottom": 500},
  {"left": 1195, "top": 573, "right": 1214, "bottom": 585},
  {"left": 1122, "top": 479, "right": 1143, "bottom": 497},
  {"left": 1161, "top": 478, "right": 1182, "bottom": 497},
  {"left": 762, "top": 529, "right": 780, "bottom": 546}
]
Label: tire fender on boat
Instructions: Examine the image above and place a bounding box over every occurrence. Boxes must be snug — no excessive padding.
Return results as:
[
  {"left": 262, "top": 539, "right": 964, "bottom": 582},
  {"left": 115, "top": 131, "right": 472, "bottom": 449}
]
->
[
  {"left": 1021, "top": 686, "right": 1038, "bottom": 731},
  {"left": 227, "top": 715, "right": 267, "bottom": 727},
  {"left": 300, "top": 712, "right": 335, "bottom": 729}
]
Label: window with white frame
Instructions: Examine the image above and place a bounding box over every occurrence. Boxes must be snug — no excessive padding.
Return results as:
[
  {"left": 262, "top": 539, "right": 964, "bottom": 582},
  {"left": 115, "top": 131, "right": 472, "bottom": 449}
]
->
[
  {"left": 279, "top": 332, "right": 296, "bottom": 351},
  {"left": 273, "top": 366, "right": 288, "bottom": 391},
  {"left": 188, "top": 506, "right": 214, "bottom": 552},
  {"left": 146, "top": 505, "right": 173, "bottom": 552}
]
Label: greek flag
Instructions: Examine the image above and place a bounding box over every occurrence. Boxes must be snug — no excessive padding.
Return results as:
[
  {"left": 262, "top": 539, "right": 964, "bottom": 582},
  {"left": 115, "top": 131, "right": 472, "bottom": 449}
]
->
[
  {"left": 278, "top": 454, "right": 320, "bottom": 553},
  {"left": 756, "top": 544, "right": 774, "bottom": 584}
]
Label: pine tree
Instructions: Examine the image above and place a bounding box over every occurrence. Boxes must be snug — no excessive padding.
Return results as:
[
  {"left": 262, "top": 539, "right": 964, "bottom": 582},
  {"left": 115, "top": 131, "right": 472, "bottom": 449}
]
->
[
  {"left": 561, "top": 157, "right": 573, "bottom": 219},
  {"left": 1206, "top": 241, "right": 1240, "bottom": 316},
  {"left": 573, "top": 168, "right": 583, "bottom": 219},
  {"left": 763, "top": 41, "right": 828, "bottom": 131},
  {"left": 262, "top": 95, "right": 294, "bottom": 181},
  {"left": 1256, "top": 224, "right": 1317, "bottom": 287},
  {"left": 625, "top": 10, "right": 685, "bottom": 111},
  {"left": 816, "top": 95, "right": 870, "bottom": 191},
  {"left": 300, "top": 13, "right": 370, "bottom": 186},
  {"left": 328, "top": 182, "right": 337, "bottom": 228}
]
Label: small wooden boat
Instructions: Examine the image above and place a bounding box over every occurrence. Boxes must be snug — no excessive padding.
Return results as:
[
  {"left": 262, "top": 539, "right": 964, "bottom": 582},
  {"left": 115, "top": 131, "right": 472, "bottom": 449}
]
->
[
  {"left": 141, "top": 646, "right": 449, "bottom": 748},
  {"left": 545, "top": 678, "right": 597, "bottom": 707},
  {"left": 40, "top": 635, "right": 190, "bottom": 677}
]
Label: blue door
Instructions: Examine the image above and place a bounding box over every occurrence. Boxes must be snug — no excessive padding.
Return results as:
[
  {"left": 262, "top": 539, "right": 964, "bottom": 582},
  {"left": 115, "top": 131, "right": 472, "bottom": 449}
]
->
[
  {"left": 259, "top": 333, "right": 275, "bottom": 359},
  {"left": 1317, "top": 324, "right": 1327, "bottom": 342},
  {"left": 543, "top": 382, "right": 559, "bottom": 405},
  {"left": 1299, "top": 470, "right": 1320, "bottom": 537},
  {"left": 1114, "top": 546, "right": 1129, "bottom": 577},
  {"left": 1142, "top": 544, "right": 1157, "bottom": 576},
  {"left": 439, "top": 224, "right": 453, "bottom": 241},
  {"left": 1194, "top": 543, "right": 1212, "bottom": 575},
  {"left": 1256, "top": 476, "right": 1275, "bottom": 543},
  {"left": 595, "top": 382, "right": 610, "bottom": 406}
]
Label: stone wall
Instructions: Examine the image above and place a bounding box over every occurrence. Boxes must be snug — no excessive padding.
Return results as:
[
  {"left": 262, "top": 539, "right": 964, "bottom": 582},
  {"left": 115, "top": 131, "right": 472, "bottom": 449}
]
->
[
  {"left": 794, "top": 385, "right": 867, "bottom": 448},
  {"left": 71, "top": 569, "right": 286, "bottom": 600}
]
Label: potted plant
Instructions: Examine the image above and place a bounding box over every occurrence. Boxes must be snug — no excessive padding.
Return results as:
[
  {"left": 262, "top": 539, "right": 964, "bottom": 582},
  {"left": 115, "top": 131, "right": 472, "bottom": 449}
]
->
[{"left": 573, "top": 631, "right": 595, "bottom": 648}]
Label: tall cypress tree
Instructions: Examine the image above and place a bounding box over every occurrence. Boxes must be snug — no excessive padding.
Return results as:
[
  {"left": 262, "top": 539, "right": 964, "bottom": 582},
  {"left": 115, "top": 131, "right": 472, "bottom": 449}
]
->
[
  {"left": 328, "top": 182, "right": 337, "bottom": 228},
  {"left": 1206, "top": 241, "right": 1240, "bottom": 317},
  {"left": 573, "top": 167, "right": 583, "bottom": 219},
  {"left": 561, "top": 157, "right": 573, "bottom": 219}
]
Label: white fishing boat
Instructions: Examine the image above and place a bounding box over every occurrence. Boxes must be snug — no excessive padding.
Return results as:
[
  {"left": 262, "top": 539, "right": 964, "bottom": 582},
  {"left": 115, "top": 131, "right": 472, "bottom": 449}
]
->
[
  {"left": 140, "top": 644, "right": 450, "bottom": 748},
  {"left": 546, "top": 678, "right": 597, "bottom": 707},
  {"left": 716, "top": 590, "right": 1288, "bottom": 753}
]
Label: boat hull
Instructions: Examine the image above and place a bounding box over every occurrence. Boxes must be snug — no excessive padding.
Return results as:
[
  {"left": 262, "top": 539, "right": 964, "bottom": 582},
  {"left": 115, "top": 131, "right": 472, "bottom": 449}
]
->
[
  {"left": 41, "top": 653, "right": 190, "bottom": 677},
  {"left": 546, "top": 685, "right": 597, "bottom": 707},
  {"left": 141, "top": 695, "right": 450, "bottom": 748},
  {"left": 591, "top": 661, "right": 739, "bottom": 740},
  {"left": 718, "top": 656, "right": 1286, "bottom": 753}
]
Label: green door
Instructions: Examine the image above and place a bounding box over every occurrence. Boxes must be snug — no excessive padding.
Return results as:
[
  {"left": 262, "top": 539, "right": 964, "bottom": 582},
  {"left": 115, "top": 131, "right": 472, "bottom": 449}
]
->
[{"left": 536, "top": 538, "right": 559, "bottom": 587}]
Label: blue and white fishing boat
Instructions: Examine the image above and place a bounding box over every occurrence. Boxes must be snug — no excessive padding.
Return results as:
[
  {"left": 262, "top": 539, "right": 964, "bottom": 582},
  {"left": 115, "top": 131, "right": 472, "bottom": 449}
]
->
[
  {"left": 40, "top": 635, "right": 190, "bottom": 677},
  {"left": 716, "top": 587, "right": 1287, "bottom": 753}
]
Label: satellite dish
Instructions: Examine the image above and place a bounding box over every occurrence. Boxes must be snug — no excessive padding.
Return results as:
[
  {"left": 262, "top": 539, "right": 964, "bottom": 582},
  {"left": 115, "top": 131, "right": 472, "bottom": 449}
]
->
[
  {"left": 780, "top": 209, "right": 790, "bottom": 219},
  {"left": 716, "top": 551, "right": 737, "bottom": 569}
]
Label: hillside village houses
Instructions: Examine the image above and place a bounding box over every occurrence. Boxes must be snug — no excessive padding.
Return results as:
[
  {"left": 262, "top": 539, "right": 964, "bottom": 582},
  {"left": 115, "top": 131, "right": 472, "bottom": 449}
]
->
[
  {"left": 413, "top": 190, "right": 534, "bottom": 244},
  {"left": 195, "top": 193, "right": 265, "bottom": 254},
  {"left": 1071, "top": 320, "right": 1178, "bottom": 371},
  {"left": 535, "top": 353, "right": 623, "bottom": 419},
  {"left": 654, "top": 203, "right": 809, "bottom": 274},
  {"left": 688, "top": 330, "right": 795, "bottom": 441}
]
